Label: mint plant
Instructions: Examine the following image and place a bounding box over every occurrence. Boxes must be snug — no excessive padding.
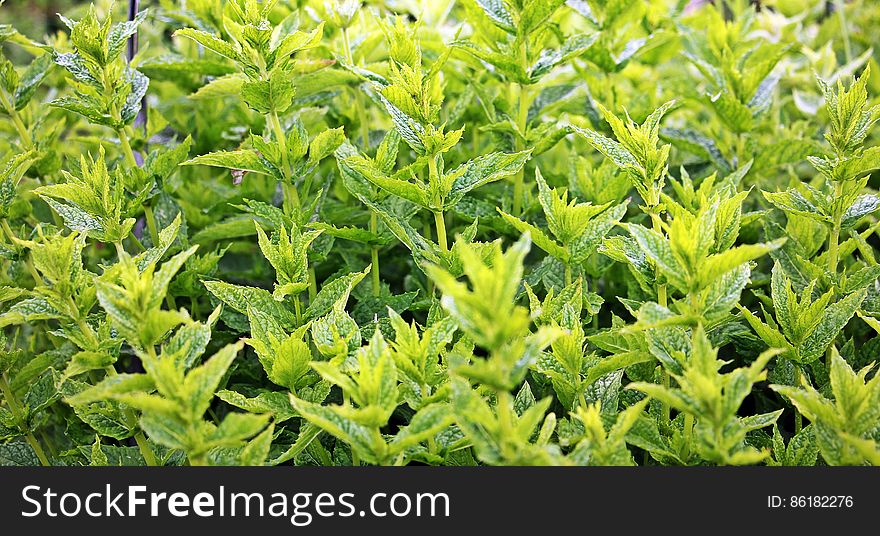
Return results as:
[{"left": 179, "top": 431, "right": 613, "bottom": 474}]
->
[{"left": 1, "top": 0, "right": 879, "bottom": 466}]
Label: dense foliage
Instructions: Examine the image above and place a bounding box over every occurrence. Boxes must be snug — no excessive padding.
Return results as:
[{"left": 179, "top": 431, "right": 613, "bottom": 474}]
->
[{"left": 1, "top": 0, "right": 880, "bottom": 466}]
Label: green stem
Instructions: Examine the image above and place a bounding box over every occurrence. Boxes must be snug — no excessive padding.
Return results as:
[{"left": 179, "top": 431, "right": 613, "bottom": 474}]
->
[
  {"left": 651, "top": 211, "right": 668, "bottom": 307},
  {"left": 342, "top": 392, "right": 360, "bottom": 466},
  {"left": 0, "top": 89, "right": 33, "bottom": 148},
  {"left": 117, "top": 128, "right": 139, "bottom": 169},
  {"left": 826, "top": 182, "right": 843, "bottom": 371},
  {"left": 143, "top": 204, "right": 160, "bottom": 248},
  {"left": 25, "top": 258, "right": 42, "bottom": 289},
  {"left": 117, "top": 129, "right": 160, "bottom": 253},
  {"left": 651, "top": 207, "right": 671, "bottom": 423},
  {"left": 511, "top": 82, "right": 530, "bottom": 217},
  {"left": 496, "top": 390, "right": 515, "bottom": 457},
  {"left": 1, "top": 219, "right": 17, "bottom": 244},
  {"left": 370, "top": 214, "right": 380, "bottom": 297},
  {"left": 308, "top": 266, "right": 318, "bottom": 302},
  {"left": 828, "top": 225, "right": 840, "bottom": 276},
  {"left": 191, "top": 296, "right": 200, "bottom": 319},
  {"left": 828, "top": 225, "right": 841, "bottom": 275},
  {"left": 794, "top": 411, "right": 803, "bottom": 434},
  {"left": 1, "top": 373, "right": 50, "bottom": 466},
  {"left": 294, "top": 295, "right": 303, "bottom": 326},
  {"left": 433, "top": 211, "right": 448, "bottom": 253},
  {"left": 428, "top": 156, "right": 448, "bottom": 252},
  {"left": 682, "top": 412, "right": 694, "bottom": 462},
  {"left": 105, "top": 347, "right": 160, "bottom": 467},
  {"left": 660, "top": 372, "right": 671, "bottom": 425},
  {"left": 577, "top": 389, "right": 588, "bottom": 410},
  {"left": 70, "top": 302, "right": 100, "bottom": 348},
  {"left": 130, "top": 233, "right": 147, "bottom": 252},
  {"left": 657, "top": 283, "right": 668, "bottom": 308},
  {"left": 1, "top": 221, "right": 42, "bottom": 285},
  {"left": 342, "top": 26, "right": 371, "bottom": 149},
  {"left": 564, "top": 263, "right": 572, "bottom": 287},
  {"left": 268, "top": 112, "right": 301, "bottom": 211},
  {"left": 282, "top": 182, "right": 301, "bottom": 217},
  {"left": 131, "top": 410, "right": 158, "bottom": 463},
  {"left": 39, "top": 428, "right": 57, "bottom": 458},
  {"left": 835, "top": 0, "right": 853, "bottom": 63}
]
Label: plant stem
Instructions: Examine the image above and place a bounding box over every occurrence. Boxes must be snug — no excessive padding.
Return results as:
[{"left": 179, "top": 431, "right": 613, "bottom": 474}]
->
[
  {"left": 143, "top": 203, "right": 160, "bottom": 247},
  {"left": 826, "top": 181, "right": 844, "bottom": 371},
  {"left": 511, "top": 82, "right": 530, "bottom": 217},
  {"left": 281, "top": 183, "right": 299, "bottom": 215},
  {"left": 564, "top": 263, "right": 572, "bottom": 287},
  {"left": 39, "top": 428, "right": 57, "bottom": 458},
  {"left": 267, "top": 112, "right": 301, "bottom": 211},
  {"left": 103, "top": 359, "right": 159, "bottom": 466},
  {"left": 651, "top": 207, "right": 671, "bottom": 422},
  {"left": 0, "top": 89, "right": 33, "bottom": 148},
  {"left": 828, "top": 223, "right": 840, "bottom": 271},
  {"left": 130, "top": 233, "right": 147, "bottom": 252},
  {"left": 5, "top": 219, "right": 42, "bottom": 285},
  {"left": 133, "top": 431, "right": 159, "bottom": 466},
  {"left": 828, "top": 185, "right": 843, "bottom": 274},
  {"left": 308, "top": 266, "right": 318, "bottom": 302},
  {"left": 427, "top": 156, "right": 448, "bottom": 252},
  {"left": 682, "top": 412, "right": 694, "bottom": 462},
  {"left": 496, "top": 390, "right": 515, "bottom": 454},
  {"left": 650, "top": 211, "right": 668, "bottom": 307},
  {"left": 294, "top": 295, "right": 303, "bottom": 326},
  {"left": 433, "top": 211, "right": 448, "bottom": 252},
  {"left": 341, "top": 391, "right": 360, "bottom": 466},
  {"left": 577, "top": 389, "right": 588, "bottom": 410},
  {"left": 118, "top": 128, "right": 160, "bottom": 252},
  {"left": 117, "top": 128, "right": 139, "bottom": 169},
  {"left": 342, "top": 26, "right": 371, "bottom": 149},
  {"left": 0, "top": 373, "right": 50, "bottom": 466},
  {"left": 835, "top": 0, "right": 854, "bottom": 63},
  {"left": 794, "top": 411, "right": 802, "bottom": 434},
  {"left": 0, "top": 219, "right": 15, "bottom": 243},
  {"left": 370, "top": 214, "right": 380, "bottom": 296}
]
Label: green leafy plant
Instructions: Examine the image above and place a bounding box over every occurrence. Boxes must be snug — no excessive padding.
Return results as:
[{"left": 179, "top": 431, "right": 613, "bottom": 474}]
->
[{"left": 1, "top": 0, "right": 879, "bottom": 467}]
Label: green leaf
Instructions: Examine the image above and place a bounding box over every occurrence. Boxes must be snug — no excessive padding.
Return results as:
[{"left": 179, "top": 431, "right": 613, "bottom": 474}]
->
[
  {"left": 530, "top": 34, "right": 598, "bottom": 82},
  {"left": 216, "top": 390, "right": 297, "bottom": 422},
  {"left": 699, "top": 240, "right": 784, "bottom": 288},
  {"left": 389, "top": 403, "right": 454, "bottom": 453},
  {"left": 446, "top": 150, "right": 532, "bottom": 208},
  {"left": 498, "top": 209, "right": 568, "bottom": 261},
  {"left": 204, "top": 280, "right": 298, "bottom": 331},
  {"left": 304, "top": 266, "right": 370, "bottom": 322},
  {"left": 173, "top": 29, "right": 241, "bottom": 63},
  {"left": 183, "top": 150, "right": 275, "bottom": 177},
  {"left": 0, "top": 442, "right": 41, "bottom": 466},
  {"left": 762, "top": 189, "right": 829, "bottom": 222},
  {"left": 474, "top": 0, "right": 516, "bottom": 33},
  {"left": 798, "top": 289, "right": 867, "bottom": 362},
  {"left": 627, "top": 224, "right": 686, "bottom": 290},
  {"left": 519, "top": 0, "right": 566, "bottom": 36},
  {"left": 65, "top": 373, "right": 156, "bottom": 406},
  {"left": 842, "top": 194, "right": 880, "bottom": 229},
  {"left": 344, "top": 157, "right": 429, "bottom": 208},
  {"left": 13, "top": 53, "right": 53, "bottom": 110},
  {"left": 241, "top": 71, "right": 296, "bottom": 114},
  {"left": 183, "top": 341, "right": 243, "bottom": 418},
  {"left": 191, "top": 73, "right": 246, "bottom": 99}
]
